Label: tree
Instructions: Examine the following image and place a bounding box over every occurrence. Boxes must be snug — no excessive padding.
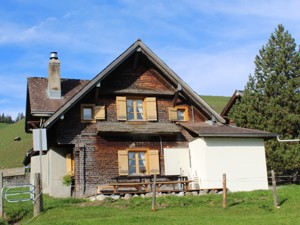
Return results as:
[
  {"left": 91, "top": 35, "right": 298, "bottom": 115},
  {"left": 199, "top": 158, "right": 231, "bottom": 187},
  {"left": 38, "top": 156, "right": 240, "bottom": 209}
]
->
[{"left": 230, "top": 24, "right": 300, "bottom": 176}]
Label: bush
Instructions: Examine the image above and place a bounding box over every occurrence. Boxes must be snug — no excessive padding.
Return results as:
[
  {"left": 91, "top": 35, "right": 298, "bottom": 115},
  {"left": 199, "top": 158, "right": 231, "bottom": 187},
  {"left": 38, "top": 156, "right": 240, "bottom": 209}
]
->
[
  {"left": 0, "top": 218, "right": 8, "bottom": 225},
  {"left": 63, "top": 174, "right": 74, "bottom": 186}
]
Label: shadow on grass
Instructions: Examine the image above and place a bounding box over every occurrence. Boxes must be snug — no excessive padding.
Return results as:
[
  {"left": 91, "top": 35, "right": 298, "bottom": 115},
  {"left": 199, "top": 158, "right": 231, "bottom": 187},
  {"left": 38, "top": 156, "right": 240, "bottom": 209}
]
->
[
  {"left": 228, "top": 200, "right": 245, "bottom": 207},
  {"left": 278, "top": 198, "right": 288, "bottom": 206}
]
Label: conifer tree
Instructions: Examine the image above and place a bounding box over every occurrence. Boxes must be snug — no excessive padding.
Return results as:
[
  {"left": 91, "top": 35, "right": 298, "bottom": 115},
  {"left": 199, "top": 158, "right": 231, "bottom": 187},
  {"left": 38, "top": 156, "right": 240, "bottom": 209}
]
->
[{"left": 230, "top": 25, "right": 300, "bottom": 176}]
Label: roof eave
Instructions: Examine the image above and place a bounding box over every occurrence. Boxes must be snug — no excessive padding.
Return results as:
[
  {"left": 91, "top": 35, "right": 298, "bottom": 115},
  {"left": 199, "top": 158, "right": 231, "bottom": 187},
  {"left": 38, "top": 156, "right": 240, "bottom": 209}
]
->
[{"left": 197, "top": 133, "right": 277, "bottom": 139}]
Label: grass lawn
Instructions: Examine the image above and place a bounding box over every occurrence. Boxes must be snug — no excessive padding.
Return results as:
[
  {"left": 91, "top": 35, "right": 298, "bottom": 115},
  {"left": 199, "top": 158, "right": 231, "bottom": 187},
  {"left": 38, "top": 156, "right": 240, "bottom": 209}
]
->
[
  {"left": 0, "top": 119, "right": 32, "bottom": 168},
  {"left": 3, "top": 185, "right": 300, "bottom": 225}
]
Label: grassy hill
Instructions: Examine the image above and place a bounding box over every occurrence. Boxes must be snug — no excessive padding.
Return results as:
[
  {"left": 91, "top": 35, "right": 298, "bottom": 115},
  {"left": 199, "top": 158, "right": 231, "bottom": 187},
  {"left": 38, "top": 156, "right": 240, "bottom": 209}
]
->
[
  {"left": 200, "top": 95, "right": 230, "bottom": 114},
  {"left": 0, "top": 119, "right": 32, "bottom": 168}
]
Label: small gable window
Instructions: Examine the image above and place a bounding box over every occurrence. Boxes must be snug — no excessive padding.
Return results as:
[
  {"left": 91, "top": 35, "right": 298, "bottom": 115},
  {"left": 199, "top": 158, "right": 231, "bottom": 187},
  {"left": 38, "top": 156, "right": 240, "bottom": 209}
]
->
[
  {"left": 168, "top": 106, "right": 189, "bottom": 122},
  {"left": 83, "top": 107, "right": 93, "bottom": 120},
  {"left": 81, "top": 104, "right": 106, "bottom": 122}
]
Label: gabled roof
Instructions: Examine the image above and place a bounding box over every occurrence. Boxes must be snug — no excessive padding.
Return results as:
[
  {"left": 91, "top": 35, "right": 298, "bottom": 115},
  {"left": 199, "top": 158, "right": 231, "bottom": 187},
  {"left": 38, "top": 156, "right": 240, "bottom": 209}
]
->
[
  {"left": 43, "top": 39, "right": 226, "bottom": 129},
  {"left": 221, "top": 90, "right": 244, "bottom": 118},
  {"left": 179, "top": 122, "right": 276, "bottom": 138}
]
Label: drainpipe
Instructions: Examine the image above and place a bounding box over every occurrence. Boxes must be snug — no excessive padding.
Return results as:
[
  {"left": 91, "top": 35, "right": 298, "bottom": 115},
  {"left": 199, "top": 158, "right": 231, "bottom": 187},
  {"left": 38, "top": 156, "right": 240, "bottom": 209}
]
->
[{"left": 277, "top": 135, "right": 300, "bottom": 142}]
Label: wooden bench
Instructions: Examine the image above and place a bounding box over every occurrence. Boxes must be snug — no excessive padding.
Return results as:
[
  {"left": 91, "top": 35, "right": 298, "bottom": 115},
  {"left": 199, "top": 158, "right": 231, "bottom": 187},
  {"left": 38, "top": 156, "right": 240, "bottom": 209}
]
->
[
  {"left": 108, "top": 182, "right": 152, "bottom": 194},
  {"left": 154, "top": 180, "right": 192, "bottom": 192}
]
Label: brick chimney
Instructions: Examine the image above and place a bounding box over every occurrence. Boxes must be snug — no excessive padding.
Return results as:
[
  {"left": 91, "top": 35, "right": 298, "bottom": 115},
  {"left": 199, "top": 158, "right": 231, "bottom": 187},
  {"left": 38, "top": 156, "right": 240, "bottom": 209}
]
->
[{"left": 48, "top": 52, "right": 61, "bottom": 99}]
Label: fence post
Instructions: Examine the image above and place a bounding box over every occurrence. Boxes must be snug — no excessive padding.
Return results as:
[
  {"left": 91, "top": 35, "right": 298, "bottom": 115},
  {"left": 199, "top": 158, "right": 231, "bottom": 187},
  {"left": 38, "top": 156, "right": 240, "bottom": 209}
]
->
[
  {"left": 271, "top": 170, "right": 279, "bottom": 208},
  {"left": 222, "top": 173, "right": 227, "bottom": 208},
  {"left": 151, "top": 174, "right": 157, "bottom": 211},
  {"left": 0, "top": 172, "right": 3, "bottom": 218},
  {"left": 33, "top": 173, "right": 43, "bottom": 216}
]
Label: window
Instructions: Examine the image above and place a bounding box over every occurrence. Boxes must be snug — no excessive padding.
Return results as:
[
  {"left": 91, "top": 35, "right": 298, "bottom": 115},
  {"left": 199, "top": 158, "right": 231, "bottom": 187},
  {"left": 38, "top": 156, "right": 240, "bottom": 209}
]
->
[
  {"left": 118, "top": 149, "right": 159, "bottom": 175},
  {"left": 116, "top": 96, "right": 157, "bottom": 121},
  {"left": 168, "top": 106, "right": 189, "bottom": 122},
  {"left": 81, "top": 104, "right": 106, "bottom": 122},
  {"left": 127, "top": 99, "right": 144, "bottom": 120},
  {"left": 83, "top": 107, "right": 93, "bottom": 120},
  {"left": 128, "top": 151, "right": 146, "bottom": 174}
]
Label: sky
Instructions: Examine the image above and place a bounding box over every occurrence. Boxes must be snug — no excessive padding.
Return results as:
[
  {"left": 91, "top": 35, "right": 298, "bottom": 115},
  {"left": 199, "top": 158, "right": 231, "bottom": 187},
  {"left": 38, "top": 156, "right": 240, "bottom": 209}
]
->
[{"left": 1, "top": 0, "right": 300, "bottom": 120}]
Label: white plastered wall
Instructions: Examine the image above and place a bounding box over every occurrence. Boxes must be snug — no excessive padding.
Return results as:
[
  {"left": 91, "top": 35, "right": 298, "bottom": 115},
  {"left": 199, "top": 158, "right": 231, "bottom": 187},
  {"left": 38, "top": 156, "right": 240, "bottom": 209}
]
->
[
  {"left": 30, "top": 148, "right": 70, "bottom": 197},
  {"left": 164, "top": 148, "right": 190, "bottom": 177},
  {"left": 189, "top": 138, "right": 269, "bottom": 192}
]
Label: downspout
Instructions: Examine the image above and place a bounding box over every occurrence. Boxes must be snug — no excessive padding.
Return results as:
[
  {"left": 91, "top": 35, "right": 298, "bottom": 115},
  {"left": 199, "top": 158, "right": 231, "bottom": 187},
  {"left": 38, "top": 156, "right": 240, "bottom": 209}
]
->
[{"left": 277, "top": 135, "right": 300, "bottom": 142}]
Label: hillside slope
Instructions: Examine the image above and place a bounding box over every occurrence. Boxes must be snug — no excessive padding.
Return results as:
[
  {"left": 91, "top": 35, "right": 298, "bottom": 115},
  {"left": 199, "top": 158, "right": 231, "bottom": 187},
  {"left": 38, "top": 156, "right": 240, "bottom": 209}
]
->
[
  {"left": 0, "top": 119, "right": 32, "bottom": 168},
  {"left": 200, "top": 95, "right": 230, "bottom": 114}
]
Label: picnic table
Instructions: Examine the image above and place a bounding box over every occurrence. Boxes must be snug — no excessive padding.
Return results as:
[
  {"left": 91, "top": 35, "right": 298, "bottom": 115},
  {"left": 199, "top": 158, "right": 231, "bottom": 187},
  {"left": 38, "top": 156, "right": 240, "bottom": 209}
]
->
[{"left": 106, "top": 179, "right": 192, "bottom": 194}]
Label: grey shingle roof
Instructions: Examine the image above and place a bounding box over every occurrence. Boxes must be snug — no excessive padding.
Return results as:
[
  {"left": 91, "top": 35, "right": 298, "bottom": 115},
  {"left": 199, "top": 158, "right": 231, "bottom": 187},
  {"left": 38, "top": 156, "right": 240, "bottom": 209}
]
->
[{"left": 179, "top": 122, "right": 276, "bottom": 138}]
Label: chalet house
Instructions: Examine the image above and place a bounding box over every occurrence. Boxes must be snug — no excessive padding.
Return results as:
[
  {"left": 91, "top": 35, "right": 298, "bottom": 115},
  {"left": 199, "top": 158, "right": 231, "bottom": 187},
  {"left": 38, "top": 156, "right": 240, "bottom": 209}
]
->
[{"left": 25, "top": 40, "right": 275, "bottom": 197}]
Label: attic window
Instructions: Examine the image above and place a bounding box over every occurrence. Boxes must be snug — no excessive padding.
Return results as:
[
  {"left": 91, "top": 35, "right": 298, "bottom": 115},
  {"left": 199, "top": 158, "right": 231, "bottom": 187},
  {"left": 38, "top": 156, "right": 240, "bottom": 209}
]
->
[
  {"left": 83, "top": 107, "right": 93, "bottom": 120},
  {"left": 168, "top": 106, "right": 188, "bottom": 122},
  {"left": 81, "top": 104, "right": 106, "bottom": 123}
]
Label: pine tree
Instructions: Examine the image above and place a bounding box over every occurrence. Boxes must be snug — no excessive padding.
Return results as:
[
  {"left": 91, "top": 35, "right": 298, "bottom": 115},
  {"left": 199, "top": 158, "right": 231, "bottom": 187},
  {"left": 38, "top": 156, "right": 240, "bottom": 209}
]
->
[{"left": 230, "top": 25, "right": 300, "bottom": 176}]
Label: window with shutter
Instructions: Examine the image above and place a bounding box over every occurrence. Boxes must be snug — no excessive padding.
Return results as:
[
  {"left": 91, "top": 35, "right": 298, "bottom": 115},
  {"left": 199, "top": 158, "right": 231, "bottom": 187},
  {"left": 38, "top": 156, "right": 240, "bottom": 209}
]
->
[
  {"left": 66, "top": 153, "right": 74, "bottom": 175},
  {"left": 94, "top": 106, "right": 106, "bottom": 120},
  {"left": 148, "top": 150, "right": 160, "bottom": 174},
  {"left": 168, "top": 106, "right": 189, "bottom": 121},
  {"left": 118, "top": 150, "right": 129, "bottom": 175},
  {"left": 118, "top": 149, "right": 160, "bottom": 175},
  {"left": 116, "top": 96, "right": 127, "bottom": 121},
  {"left": 168, "top": 107, "right": 178, "bottom": 121},
  {"left": 145, "top": 97, "right": 157, "bottom": 121},
  {"left": 116, "top": 96, "right": 157, "bottom": 121}
]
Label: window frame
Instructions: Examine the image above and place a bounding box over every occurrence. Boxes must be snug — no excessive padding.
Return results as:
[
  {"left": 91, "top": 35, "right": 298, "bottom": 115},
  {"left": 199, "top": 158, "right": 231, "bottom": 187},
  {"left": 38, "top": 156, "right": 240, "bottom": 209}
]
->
[
  {"left": 168, "top": 106, "right": 189, "bottom": 122},
  {"left": 116, "top": 96, "right": 157, "bottom": 121},
  {"left": 126, "top": 98, "right": 145, "bottom": 121},
  {"left": 118, "top": 149, "right": 160, "bottom": 175},
  {"left": 81, "top": 104, "right": 94, "bottom": 122},
  {"left": 80, "top": 104, "right": 106, "bottom": 123}
]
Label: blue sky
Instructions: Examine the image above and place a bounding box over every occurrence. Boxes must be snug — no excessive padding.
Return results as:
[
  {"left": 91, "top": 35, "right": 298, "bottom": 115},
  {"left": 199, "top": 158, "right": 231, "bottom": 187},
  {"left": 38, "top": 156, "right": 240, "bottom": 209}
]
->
[{"left": 1, "top": 0, "right": 300, "bottom": 120}]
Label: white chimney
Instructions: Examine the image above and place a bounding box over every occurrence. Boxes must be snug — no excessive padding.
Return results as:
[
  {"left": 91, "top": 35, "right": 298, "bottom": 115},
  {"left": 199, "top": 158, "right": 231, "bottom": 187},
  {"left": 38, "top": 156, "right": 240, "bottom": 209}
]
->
[{"left": 48, "top": 52, "right": 61, "bottom": 99}]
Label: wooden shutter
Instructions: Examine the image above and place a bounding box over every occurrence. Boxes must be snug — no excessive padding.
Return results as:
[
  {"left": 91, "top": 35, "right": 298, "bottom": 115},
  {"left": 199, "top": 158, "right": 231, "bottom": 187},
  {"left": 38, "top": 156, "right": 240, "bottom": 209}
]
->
[
  {"left": 148, "top": 150, "right": 160, "bottom": 174},
  {"left": 66, "top": 153, "right": 72, "bottom": 174},
  {"left": 94, "top": 106, "right": 106, "bottom": 120},
  {"left": 118, "top": 150, "right": 129, "bottom": 175},
  {"left": 145, "top": 97, "right": 157, "bottom": 121},
  {"left": 116, "top": 96, "right": 127, "bottom": 121},
  {"left": 168, "top": 107, "right": 178, "bottom": 121}
]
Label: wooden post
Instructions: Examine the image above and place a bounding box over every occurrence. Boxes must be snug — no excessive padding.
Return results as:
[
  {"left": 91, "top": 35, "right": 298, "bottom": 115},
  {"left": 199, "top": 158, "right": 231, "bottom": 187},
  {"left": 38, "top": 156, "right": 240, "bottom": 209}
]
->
[
  {"left": 271, "top": 170, "right": 279, "bottom": 208},
  {"left": 0, "top": 172, "right": 3, "bottom": 218},
  {"left": 222, "top": 173, "right": 227, "bottom": 208},
  {"left": 151, "top": 174, "right": 157, "bottom": 211},
  {"left": 33, "top": 173, "right": 44, "bottom": 217}
]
